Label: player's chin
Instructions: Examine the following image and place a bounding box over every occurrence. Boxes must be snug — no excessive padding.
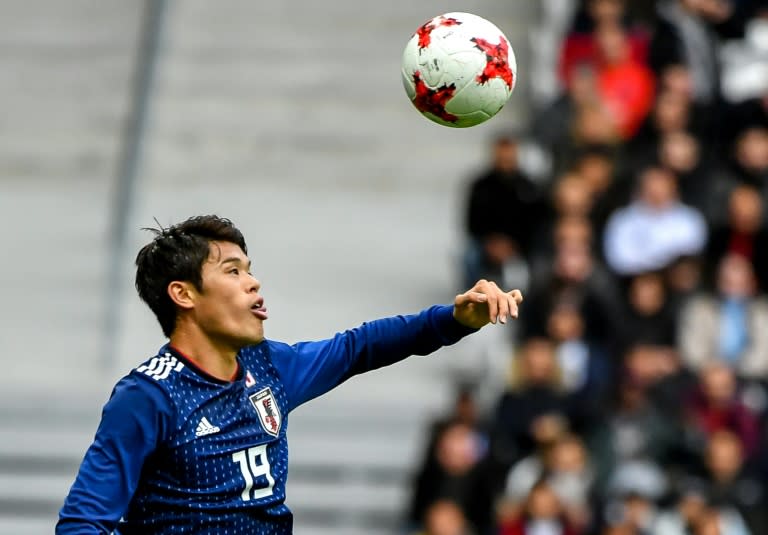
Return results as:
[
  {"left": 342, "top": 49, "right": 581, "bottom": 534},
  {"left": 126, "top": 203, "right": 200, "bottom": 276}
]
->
[{"left": 243, "top": 324, "right": 265, "bottom": 345}]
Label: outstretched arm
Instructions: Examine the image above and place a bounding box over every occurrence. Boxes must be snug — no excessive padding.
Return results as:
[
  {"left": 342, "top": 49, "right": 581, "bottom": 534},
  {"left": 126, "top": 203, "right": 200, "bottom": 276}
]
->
[{"left": 272, "top": 280, "right": 522, "bottom": 410}]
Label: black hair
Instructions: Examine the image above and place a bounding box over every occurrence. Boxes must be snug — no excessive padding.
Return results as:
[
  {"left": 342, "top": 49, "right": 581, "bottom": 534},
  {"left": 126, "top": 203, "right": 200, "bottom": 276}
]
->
[{"left": 135, "top": 215, "right": 248, "bottom": 337}]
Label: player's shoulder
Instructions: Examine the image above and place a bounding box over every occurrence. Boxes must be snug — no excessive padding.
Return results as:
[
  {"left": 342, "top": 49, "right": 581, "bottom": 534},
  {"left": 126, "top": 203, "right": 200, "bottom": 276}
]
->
[{"left": 132, "top": 346, "right": 186, "bottom": 384}]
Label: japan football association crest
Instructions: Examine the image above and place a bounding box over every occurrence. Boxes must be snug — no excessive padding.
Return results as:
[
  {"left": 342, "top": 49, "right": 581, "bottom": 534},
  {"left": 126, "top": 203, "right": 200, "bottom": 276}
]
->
[{"left": 249, "top": 387, "right": 281, "bottom": 437}]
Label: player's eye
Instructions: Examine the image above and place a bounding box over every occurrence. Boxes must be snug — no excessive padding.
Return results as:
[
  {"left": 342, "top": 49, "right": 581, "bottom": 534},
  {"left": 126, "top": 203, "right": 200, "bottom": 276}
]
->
[{"left": 229, "top": 268, "right": 239, "bottom": 275}]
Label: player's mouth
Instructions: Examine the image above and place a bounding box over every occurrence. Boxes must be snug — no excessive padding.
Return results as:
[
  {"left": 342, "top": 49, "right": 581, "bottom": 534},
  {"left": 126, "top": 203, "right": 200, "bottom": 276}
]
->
[{"left": 250, "top": 299, "right": 268, "bottom": 321}]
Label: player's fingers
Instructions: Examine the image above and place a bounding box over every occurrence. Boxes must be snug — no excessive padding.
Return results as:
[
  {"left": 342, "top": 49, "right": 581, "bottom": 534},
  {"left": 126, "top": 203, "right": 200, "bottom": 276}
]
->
[
  {"left": 509, "top": 289, "right": 524, "bottom": 305},
  {"left": 455, "top": 291, "right": 488, "bottom": 307},
  {"left": 492, "top": 281, "right": 510, "bottom": 324},
  {"left": 506, "top": 292, "right": 519, "bottom": 319},
  {"left": 484, "top": 284, "right": 499, "bottom": 324}
]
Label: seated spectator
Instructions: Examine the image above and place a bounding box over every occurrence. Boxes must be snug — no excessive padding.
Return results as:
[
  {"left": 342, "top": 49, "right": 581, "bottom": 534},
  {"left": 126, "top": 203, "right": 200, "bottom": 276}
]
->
[
  {"left": 615, "top": 272, "right": 678, "bottom": 353},
  {"left": 682, "top": 363, "right": 761, "bottom": 459},
  {"left": 653, "top": 484, "right": 753, "bottom": 535},
  {"left": 705, "top": 185, "right": 768, "bottom": 291},
  {"left": 419, "top": 500, "right": 476, "bottom": 535},
  {"left": 501, "top": 433, "right": 594, "bottom": 533},
  {"left": 571, "top": 101, "right": 623, "bottom": 152},
  {"left": 657, "top": 131, "right": 718, "bottom": 219},
  {"left": 587, "top": 360, "right": 680, "bottom": 501},
  {"left": 559, "top": 0, "right": 650, "bottom": 88},
  {"left": 665, "top": 254, "right": 704, "bottom": 303},
  {"left": 462, "top": 135, "right": 546, "bottom": 290},
  {"left": 678, "top": 253, "right": 768, "bottom": 380},
  {"left": 531, "top": 63, "right": 603, "bottom": 172},
  {"left": 525, "top": 230, "right": 622, "bottom": 343},
  {"left": 553, "top": 173, "right": 594, "bottom": 220},
  {"left": 684, "top": 431, "right": 767, "bottom": 535},
  {"left": 603, "top": 166, "right": 707, "bottom": 276},
  {"left": 592, "top": 24, "right": 656, "bottom": 139},
  {"left": 498, "top": 480, "right": 583, "bottom": 535},
  {"left": 546, "top": 300, "right": 612, "bottom": 401},
  {"left": 571, "top": 145, "right": 630, "bottom": 235},
  {"left": 629, "top": 87, "right": 696, "bottom": 168},
  {"left": 721, "top": 10, "right": 768, "bottom": 103},
  {"left": 492, "top": 338, "right": 573, "bottom": 464},
  {"left": 726, "top": 126, "right": 768, "bottom": 194},
  {"left": 652, "top": 482, "right": 711, "bottom": 535},
  {"left": 649, "top": 0, "right": 724, "bottom": 108},
  {"left": 600, "top": 488, "right": 662, "bottom": 535},
  {"left": 407, "top": 420, "right": 495, "bottom": 535}
]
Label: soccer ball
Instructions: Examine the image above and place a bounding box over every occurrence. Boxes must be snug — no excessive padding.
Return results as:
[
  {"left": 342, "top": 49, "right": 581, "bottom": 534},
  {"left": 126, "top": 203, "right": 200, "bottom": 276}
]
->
[{"left": 401, "top": 12, "right": 517, "bottom": 128}]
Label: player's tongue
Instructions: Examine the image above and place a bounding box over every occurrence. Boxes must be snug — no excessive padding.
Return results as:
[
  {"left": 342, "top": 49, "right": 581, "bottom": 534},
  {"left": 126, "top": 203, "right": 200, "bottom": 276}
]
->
[{"left": 251, "top": 303, "right": 268, "bottom": 320}]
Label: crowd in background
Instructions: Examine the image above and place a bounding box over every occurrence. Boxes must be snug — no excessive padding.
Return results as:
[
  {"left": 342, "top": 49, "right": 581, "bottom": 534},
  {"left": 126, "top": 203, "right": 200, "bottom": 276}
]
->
[{"left": 405, "top": 1, "right": 768, "bottom": 534}]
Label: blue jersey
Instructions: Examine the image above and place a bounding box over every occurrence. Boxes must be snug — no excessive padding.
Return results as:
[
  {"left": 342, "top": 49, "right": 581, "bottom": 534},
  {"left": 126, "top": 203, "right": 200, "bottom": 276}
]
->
[{"left": 57, "top": 305, "right": 475, "bottom": 534}]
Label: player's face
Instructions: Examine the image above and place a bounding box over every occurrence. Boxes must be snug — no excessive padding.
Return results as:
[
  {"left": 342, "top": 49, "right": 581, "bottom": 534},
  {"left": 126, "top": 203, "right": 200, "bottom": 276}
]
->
[{"left": 195, "top": 241, "right": 267, "bottom": 348}]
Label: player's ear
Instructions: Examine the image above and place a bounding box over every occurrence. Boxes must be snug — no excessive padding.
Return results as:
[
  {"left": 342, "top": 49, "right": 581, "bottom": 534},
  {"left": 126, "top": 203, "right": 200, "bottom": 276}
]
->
[{"left": 167, "top": 281, "right": 196, "bottom": 310}]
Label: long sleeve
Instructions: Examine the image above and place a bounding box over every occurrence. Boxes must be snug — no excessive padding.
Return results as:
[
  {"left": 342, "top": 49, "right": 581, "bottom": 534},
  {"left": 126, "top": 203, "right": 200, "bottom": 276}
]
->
[
  {"left": 271, "top": 305, "right": 477, "bottom": 411},
  {"left": 56, "top": 377, "right": 173, "bottom": 534}
]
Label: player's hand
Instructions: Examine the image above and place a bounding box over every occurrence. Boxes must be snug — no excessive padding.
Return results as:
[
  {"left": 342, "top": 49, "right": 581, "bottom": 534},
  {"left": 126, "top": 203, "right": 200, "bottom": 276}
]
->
[{"left": 453, "top": 279, "right": 523, "bottom": 329}]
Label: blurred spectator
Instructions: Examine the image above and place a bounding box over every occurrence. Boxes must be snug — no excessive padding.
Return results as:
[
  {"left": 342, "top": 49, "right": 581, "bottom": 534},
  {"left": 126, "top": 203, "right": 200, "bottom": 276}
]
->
[
  {"left": 553, "top": 174, "right": 595, "bottom": 220},
  {"left": 572, "top": 101, "right": 623, "bottom": 150},
  {"left": 630, "top": 86, "right": 698, "bottom": 168},
  {"left": 685, "top": 430, "right": 767, "bottom": 534},
  {"left": 601, "top": 491, "right": 660, "bottom": 535},
  {"left": 571, "top": 145, "right": 630, "bottom": 235},
  {"left": 649, "top": 0, "right": 725, "bottom": 107},
  {"left": 723, "top": 127, "right": 768, "bottom": 197},
  {"left": 603, "top": 166, "right": 707, "bottom": 276},
  {"left": 500, "top": 433, "right": 594, "bottom": 533},
  {"left": 721, "top": 10, "right": 768, "bottom": 103},
  {"left": 498, "top": 480, "right": 583, "bottom": 535},
  {"left": 615, "top": 271, "right": 678, "bottom": 353},
  {"left": 653, "top": 484, "right": 711, "bottom": 535},
  {"left": 692, "top": 508, "right": 752, "bottom": 535},
  {"left": 705, "top": 184, "right": 768, "bottom": 291},
  {"left": 546, "top": 300, "right": 612, "bottom": 400},
  {"left": 678, "top": 253, "right": 768, "bottom": 379},
  {"left": 531, "top": 63, "right": 604, "bottom": 171},
  {"left": 664, "top": 255, "right": 705, "bottom": 309},
  {"left": 492, "top": 338, "right": 573, "bottom": 464},
  {"left": 462, "top": 135, "right": 546, "bottom": 290},
  {"left": 593, "top": 24, "right": 656, "bottom": 139},
  {"left": 682, "top": 363, "right": 761, "bottom": 458},
  {"left": 413, "top": 385, "right": 489, "bottom": 474},
  {"left": 587, "top": 353, "right": 680, "bottom": 500},
  {"left": 407, "top": 420, "right": 495, "bottom": 535},
  {"left": 657, "top": 131, "right": 719, "bottom": 218},
  {"left": 559, "top": 0, "right": 651, "bottom": 88},
  {"left": 654, "top": 486, "right": 754, "bottom": 535},
  {"left": 419, "top": 500, "right": 476, "bottom": 535},
  {"left": 524, "top": 228, "right": 621, "bottom": 343}
]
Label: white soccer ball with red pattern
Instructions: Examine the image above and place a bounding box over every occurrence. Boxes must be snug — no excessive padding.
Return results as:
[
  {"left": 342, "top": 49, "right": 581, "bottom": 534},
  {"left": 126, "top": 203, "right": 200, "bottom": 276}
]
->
[{"left": 401, "top": 12, "right": 517, "bottom": 128}]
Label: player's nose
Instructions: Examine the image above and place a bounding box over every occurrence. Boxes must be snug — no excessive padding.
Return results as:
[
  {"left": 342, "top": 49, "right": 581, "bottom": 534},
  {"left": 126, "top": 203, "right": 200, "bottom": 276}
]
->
[{"left": 247, "top": 274, "right": 261, "bottom": 293}]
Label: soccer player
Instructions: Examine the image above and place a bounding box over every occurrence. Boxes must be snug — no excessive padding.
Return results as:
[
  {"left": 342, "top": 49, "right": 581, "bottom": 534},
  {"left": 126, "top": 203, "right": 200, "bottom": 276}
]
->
[{"left": 57, "top": 215, "right": 523, "bottom": 534}]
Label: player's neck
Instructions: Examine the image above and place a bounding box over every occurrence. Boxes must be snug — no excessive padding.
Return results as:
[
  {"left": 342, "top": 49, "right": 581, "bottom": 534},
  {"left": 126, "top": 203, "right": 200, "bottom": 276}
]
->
[{"left": 169, "top": 325, "right": 239, "bottom": 382}]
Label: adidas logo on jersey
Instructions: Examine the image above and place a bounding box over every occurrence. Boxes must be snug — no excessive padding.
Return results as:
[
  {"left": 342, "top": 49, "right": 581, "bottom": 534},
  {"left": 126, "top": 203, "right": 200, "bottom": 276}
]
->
[{"left": 195, "top": 417, "right": 221, "bottom": 437}]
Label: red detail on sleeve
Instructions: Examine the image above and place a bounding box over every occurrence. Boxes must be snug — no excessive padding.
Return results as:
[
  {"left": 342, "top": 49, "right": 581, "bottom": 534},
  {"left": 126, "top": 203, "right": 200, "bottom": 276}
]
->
[
  {"left": 471, "top": 36, "right": 514, "bottom": 89},
  {"left": 416, "top": 16, "right": 462, "bottom": 49},
  {"left": 411, "top": 71, "right": 458, "bottom": 123}
]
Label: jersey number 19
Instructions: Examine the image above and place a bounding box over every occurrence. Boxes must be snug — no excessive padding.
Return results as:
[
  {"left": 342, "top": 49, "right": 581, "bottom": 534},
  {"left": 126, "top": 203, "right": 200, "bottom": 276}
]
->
[{"left": 232, "top": 445, "right": 275, "bottom": 501}]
